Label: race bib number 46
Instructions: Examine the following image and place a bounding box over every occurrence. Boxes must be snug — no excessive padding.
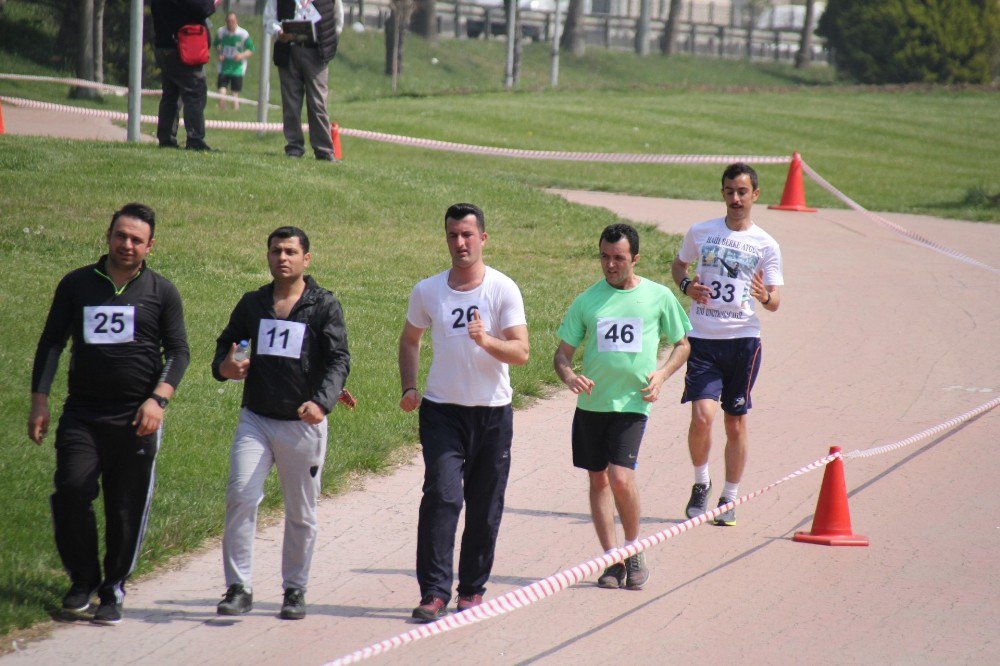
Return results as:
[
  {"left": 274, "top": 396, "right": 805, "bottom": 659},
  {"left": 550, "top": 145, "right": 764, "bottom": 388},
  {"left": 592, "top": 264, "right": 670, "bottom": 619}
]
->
[
  {"left": 596, "top": 317, "right": 642, "bottom": 353},
  {"left": 83, "top": 306, "right": 135, "bottom": 344},
  {"left": 257, "top": 319, "right": 306, "bottom": 358}
]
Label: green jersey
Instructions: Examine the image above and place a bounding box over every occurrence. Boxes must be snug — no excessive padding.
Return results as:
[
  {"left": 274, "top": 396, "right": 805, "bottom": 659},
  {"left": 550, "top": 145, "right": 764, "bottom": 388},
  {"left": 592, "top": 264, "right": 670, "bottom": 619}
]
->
[
  {"left": 558, "top": 277, "right": 691, "bottom": 415},
  {"left": 215, "top": 26, "right": 255, "bottom": 77}
]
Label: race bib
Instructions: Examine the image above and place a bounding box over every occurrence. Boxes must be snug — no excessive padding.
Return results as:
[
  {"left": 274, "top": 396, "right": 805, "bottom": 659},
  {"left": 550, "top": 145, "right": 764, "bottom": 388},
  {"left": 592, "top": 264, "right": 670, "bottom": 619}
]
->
[
  {"left": 257, "top": 319, "right": 306, "bottom": 358},
  {"left": 441, "top": 298, "right": 490, "bottom": 338},
  {"left": 702, "top": 274, "right": 750, "bottom": 313},
  {"left": 83, "top": 306, "right": 135, "bottom": 344},
  {"left": 596, "top": 317, "right": 642, "bottom": 353}
]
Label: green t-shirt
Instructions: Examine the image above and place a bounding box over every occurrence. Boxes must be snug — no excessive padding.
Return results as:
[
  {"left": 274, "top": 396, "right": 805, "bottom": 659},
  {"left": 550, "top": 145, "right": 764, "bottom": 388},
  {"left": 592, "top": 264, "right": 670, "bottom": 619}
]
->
[
  {"left": 557, "top": 277, "right": 691, "bottom": 415},
  {"left": 215, "top": 26, "right": 255, "bottom": 77}
]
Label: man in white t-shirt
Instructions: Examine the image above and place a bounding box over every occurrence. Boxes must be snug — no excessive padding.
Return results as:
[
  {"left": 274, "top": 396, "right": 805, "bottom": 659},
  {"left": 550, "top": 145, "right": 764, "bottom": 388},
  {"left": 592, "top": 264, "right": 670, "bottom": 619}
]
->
[
  {"left": 671, "top": 163, "right": 784, "bottom": 527},
  {"left": 398, "top": 203, "right": 530, "bottom": 622}
]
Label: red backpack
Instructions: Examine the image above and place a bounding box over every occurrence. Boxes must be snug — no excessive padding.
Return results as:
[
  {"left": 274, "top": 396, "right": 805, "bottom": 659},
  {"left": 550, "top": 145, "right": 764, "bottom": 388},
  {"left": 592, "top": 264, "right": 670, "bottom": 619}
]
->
[{"left": 176, "top": 24, "right": 209, "bottom": 66}]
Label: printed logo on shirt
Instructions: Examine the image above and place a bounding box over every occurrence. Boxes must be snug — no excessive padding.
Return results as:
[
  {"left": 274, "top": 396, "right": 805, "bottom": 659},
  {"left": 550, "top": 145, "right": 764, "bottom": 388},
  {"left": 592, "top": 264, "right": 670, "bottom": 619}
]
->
[
  {"left": 256, "top": 319, "right": 306, "bottom": 358},
  {"left": 83, "top": 305, "right": 135, "bottom": 344}
]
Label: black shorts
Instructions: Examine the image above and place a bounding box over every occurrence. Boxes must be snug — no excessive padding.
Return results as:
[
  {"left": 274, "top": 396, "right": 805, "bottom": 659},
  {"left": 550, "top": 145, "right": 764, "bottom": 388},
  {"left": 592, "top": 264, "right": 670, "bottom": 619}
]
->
[
  {"left": 681, "top": 337, "right": 762, "bottom": 415},
  {"left": 217, "top": 73, "right": 244, "bottom": 92},
  {"left": 571, "top": 408, "right": 647, "bottom": 472}
]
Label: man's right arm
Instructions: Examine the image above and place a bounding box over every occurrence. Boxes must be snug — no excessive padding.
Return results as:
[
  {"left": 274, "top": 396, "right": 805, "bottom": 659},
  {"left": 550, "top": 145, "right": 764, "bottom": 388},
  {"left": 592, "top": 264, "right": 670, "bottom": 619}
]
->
[
  {"left": 212, "top": 297, "right": 251, "bottom": 382},
  {"left": 29, "top": 278, "right": 74, "bottom": 445},
  {"left": 553, "top": 341, "right": 594, "bottom": 396},
  {"left": 398, "top": 321, "right": 424, "bottom": 412}
]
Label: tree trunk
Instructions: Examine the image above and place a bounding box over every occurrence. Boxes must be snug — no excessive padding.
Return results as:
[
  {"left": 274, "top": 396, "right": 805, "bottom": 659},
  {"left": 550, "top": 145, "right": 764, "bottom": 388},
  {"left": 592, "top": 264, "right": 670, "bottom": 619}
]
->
[
  {"left": 410, "top": 0, "right": 437, "bottom": 42},
  {"left": 635, "top": 0, "right": 651, "bottom": 55},
  {"left": 795, "top": 0, "right": 815, "bottom": 68},
  {"left": 94, "top": 0, "right": 105, "bottom": 84},
  {"left": 71, "top": 0, "right": 98, "bottom": 99},
  {"left": 659, "top": 0, "right": 683, "bottom": 55},
  {"left": 385, "top": 0, "right": 413, "bottom": 80},
  {"left": 560, "top": 0, "right": 585, "bottom": 57}
]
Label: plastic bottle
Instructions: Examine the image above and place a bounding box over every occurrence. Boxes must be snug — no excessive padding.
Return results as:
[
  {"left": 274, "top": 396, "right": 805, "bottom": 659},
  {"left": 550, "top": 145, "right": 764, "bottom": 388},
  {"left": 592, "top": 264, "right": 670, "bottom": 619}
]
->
[{"left": 230, "top": 340, "right": 250, "bottom": 382}]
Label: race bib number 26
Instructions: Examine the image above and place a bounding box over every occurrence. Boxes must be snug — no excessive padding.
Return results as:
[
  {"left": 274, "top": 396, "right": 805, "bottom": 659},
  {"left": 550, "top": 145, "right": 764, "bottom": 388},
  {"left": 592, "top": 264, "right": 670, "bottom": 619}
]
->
[
  {"left": 257, "top": 319, "right": 306, "bottom": 358},
  {"left": 83, "top": 306, "right": 135, "bottom": 344},
  {"left": 596, "top": 317, "right": 642, "bottom": 353}
]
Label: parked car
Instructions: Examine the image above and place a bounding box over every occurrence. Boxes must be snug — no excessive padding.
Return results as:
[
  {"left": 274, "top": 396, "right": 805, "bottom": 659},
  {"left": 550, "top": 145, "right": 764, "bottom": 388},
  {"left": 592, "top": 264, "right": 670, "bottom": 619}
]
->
[{"left": 464, "top": 0, "right": 570, "bottom": 41}]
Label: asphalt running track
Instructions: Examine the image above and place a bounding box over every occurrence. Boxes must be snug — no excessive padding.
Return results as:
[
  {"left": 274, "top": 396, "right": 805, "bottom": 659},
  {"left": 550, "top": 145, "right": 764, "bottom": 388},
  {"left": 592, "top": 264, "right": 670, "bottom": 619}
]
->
[{"left": 3, "top": 113, "right": 999, "bottom": 663}]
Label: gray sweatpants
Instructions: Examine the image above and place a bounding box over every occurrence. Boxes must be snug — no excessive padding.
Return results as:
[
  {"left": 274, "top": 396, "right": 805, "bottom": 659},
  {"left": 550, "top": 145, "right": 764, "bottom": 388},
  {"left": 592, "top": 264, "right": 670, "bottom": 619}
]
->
[
  {"left": 222, "top": 408, "right": 327, "bottom": 592},
  {"left": 278, "top": 45, "right": 334, "bottom": 159}
]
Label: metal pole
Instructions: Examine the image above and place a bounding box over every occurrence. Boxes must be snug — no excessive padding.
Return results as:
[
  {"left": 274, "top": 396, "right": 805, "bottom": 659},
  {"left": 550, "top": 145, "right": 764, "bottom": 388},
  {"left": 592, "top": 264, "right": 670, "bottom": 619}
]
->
[
  {"left": 504, "top": 1, "right": 516, "bottom": 89},
  {"left": 549, "top": 2, "right": 562, "bottom": 88},
  {"left": 127, "top": 0, "right": 143, "bottom": 141},
  {"left": 257, "top": 29, "right": 273, "bottom": 138}
]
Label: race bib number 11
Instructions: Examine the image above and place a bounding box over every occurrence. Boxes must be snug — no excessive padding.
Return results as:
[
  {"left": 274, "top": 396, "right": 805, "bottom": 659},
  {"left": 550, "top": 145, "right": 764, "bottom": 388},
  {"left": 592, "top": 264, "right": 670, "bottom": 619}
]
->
[
  {"left": 596, "top": 317, "right": 642, "bottom": 353},
  {"left": 257, "top": 319, "right": 306, "bottom": 358},
  {"left": 83, "top": 305, "right": 135, "bottom": 344}
]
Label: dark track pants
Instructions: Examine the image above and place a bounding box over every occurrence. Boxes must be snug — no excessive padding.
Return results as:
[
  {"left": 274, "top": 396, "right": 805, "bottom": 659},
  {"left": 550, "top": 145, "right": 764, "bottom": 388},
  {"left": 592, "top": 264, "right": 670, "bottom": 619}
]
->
[
  {"left": 50, "top": 406, "right": 159, "bottom": 604},
  {"left": 416, "top": 400, "right": 513, "bottom": 603}
]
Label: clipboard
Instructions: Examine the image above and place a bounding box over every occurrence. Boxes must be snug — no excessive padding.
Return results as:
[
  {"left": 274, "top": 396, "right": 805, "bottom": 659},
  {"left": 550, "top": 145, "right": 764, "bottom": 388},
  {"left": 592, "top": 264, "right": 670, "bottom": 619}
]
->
[{"left": 281, "top": 20, "right": 317, "bottom": 45}]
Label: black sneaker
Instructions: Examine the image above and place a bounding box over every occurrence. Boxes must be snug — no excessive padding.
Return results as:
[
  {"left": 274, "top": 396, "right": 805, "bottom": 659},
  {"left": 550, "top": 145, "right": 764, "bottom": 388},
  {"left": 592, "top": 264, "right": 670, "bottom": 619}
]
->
[
  {"left": 279, "top": 588, "right": 306, "bottom": 620},
  {"left": 61, "top": 584, "right": 95, "bottom": 615},
  {"left": 185, "top": 141, "right": 213, "bottom": 152},
  {"left": 714, "top": 496, "right": 737, "bottom": 526},
  {"left": 91, "top": 600, "right": 122, "bottom": 625},
  {"left": 217, "top": 584, "right": 253, "bottom": 615},
  {"left": 597, "top": 563, "right": 627, "bottom": 589},
  {"left": 158, "top": 140, "right": 179, "bottom": 149},
  {"left": 411, "top": 595, "right": 448, "bottom": 622},
  {"left": 315, "top": 153, "right": 339, "bottom": 162},
  {"left": 624, "top": 552, "right": 650, "bottom": 590},
  {"left": 685, "top": 482, "right": 712, "bottom": 519}
]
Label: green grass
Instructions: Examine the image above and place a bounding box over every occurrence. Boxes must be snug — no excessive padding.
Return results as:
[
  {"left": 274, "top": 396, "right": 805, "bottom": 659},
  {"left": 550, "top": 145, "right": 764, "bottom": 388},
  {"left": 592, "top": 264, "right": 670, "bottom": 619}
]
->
[{"left": 2, "top": 3, "right": 1000, "bottom": 641}]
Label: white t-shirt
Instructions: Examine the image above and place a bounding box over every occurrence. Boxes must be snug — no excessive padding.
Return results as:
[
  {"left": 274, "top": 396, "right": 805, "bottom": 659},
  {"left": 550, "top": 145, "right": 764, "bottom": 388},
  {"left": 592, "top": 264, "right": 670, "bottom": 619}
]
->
[
  {"left": 406, "top": 266, "right": 527, "bottom": 407},
  {"left": 678, "top": 217, "right": 784, "bottom": 339}
]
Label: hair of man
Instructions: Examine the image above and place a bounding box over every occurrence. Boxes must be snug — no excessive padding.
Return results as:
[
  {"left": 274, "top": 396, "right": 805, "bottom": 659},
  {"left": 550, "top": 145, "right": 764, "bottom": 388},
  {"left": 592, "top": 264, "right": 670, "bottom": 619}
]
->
[
  {"left": 600, "top": 223, "right": 639, "bottom": 258},
  {"left": 722, "top": 162, "right": 759, "bottom": 191},
  {"left": 268, "top": 226, "right": 310, "bottom": 253},
  {"left": 109, "top": 202, "right": 156, "bottom": 239},
  {"left": 444, "top": 203, "right": 485, "bottom": 233}
]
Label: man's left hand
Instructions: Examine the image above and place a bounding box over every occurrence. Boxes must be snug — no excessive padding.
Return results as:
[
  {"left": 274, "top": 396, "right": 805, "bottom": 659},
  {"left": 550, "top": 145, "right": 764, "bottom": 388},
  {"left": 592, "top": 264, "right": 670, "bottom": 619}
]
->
[
  {"left": 133, "top": 399, "right": 164, "bottom": 436},
  {"left": 297, "top": 401, "right": 326, "bottom": 425}
]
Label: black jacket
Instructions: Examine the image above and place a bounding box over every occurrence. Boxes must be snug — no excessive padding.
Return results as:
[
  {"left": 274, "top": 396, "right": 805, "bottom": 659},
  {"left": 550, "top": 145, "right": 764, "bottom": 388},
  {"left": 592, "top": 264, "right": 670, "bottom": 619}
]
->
[
  {"left": 274, "top": 0, "right": 339, "bottom": 65},
  {"left": 32, "top": 256, "right": 190, "bottom": 413},
  {"left": 151, "top": 0, "right": 217, "bottom": 49},
  {"left": 212, "top": 276, "right": 350, "bottom": 420}
]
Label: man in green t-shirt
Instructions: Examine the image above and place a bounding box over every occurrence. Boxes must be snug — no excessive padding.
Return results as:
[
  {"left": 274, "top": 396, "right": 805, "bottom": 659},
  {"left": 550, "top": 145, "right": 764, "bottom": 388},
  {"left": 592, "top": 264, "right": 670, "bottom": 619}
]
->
[
  {"left": 554, "top": 223, "right": 691, "bottom": 591},
  {"left": 215, "top": 12, "right": 255, "bottom": 110}
]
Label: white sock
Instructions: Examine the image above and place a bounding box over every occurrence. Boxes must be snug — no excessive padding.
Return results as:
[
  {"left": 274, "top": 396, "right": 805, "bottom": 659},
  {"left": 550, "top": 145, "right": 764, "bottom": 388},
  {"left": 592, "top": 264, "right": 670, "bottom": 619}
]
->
[
  {"left": 722, "top": 481, "right": 739, "bottom": 500},
  {"left": 695, "top": 464, "right": 710, "bottom": 486}
]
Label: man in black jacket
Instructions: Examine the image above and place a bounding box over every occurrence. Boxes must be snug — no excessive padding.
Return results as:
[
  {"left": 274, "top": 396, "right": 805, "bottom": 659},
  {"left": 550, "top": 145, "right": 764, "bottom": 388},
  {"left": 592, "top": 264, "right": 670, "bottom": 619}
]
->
[
  {"left": 151, "top": 0, "right": 216, "bottom": 150},
  {"left": 28, "top": 203, "right": 190, "bottom": 625},
  {"left": 264, "top": 0, "right": 343, "bottom": 160},
  {"left": 212, "top": 226, "right": 350, "bottom": 620}
]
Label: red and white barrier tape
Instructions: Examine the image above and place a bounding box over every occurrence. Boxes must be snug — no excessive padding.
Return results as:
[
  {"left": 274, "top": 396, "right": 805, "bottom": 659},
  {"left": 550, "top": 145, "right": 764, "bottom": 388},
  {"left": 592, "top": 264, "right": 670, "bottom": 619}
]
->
[
  {"left": 800, "top": 160, "right": 1000, "bottom": 275},
  {"left": 844, "top": 396, "right": 1000, "bottom": 460},
  {"left": 326, "top": 397, "right": 997, "bottom": 665}
]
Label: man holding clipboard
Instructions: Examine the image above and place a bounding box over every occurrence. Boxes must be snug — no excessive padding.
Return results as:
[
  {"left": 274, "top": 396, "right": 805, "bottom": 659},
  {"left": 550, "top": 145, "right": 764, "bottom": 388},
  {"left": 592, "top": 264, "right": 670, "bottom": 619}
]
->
[{"left": 264, "top": 0, "right": 344, "bottom": 161}]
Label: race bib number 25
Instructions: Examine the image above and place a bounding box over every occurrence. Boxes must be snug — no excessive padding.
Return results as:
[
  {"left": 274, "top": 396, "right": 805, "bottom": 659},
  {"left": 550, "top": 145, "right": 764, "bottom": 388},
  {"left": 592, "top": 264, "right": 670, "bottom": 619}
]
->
[
  {"left": 257, "top": 319, "right": 306, "bottom": 358},
  {"left": 83, "top": 306, "right": 135, "bottom": 344}
]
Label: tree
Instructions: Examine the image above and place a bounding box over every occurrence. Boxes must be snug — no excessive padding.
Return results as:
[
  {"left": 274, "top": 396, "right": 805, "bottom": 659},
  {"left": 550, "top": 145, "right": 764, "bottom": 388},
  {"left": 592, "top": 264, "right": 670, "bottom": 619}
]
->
[
  {"left": 410, "top": 0, "right": 437, "bottom": 41},
  {"left": 635, "top": 0, "right": 651, "bottom": 55},
  {"left": 795, "top": 0, "right": 817, "bottom": 68},
  {"left": 70, "top": 0, "right": 99, "bottom": 99},
  {"left": 560, "top": 0, "right": 586, "bottom": 56},
  {"left": 817, "top": 0, "right": 1000, "bottom": 84},
  {"left": 659, "top": 0, "right": 683, "bottom": 55},
  {"left": 385, "top": 0, "right": 414, "bottom": 86},
  {"left": 504, "top": 0, "right": 524, "bottom": 85}
]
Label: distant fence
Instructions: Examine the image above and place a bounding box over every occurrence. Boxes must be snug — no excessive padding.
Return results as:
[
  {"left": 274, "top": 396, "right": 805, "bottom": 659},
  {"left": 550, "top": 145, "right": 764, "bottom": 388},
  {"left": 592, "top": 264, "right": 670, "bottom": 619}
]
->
[{"left": 341, "top": 0, "right": 828, "bottom": 64}]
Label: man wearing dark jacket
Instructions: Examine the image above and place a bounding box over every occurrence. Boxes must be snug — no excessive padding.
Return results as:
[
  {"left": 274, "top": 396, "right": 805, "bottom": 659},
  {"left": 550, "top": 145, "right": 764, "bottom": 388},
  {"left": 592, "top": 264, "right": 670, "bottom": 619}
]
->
[
  {"left": 212, "top": 226, "right": 350, "bottom": 620},
  {"left": 28, "top": 203, "right": 190, "bottom": 625},
  {"left": 264, "top": 0, "right": 343, "bottom": 160},
  {"left": 151, "top": 0, "right": 216, "bottom": 150}
]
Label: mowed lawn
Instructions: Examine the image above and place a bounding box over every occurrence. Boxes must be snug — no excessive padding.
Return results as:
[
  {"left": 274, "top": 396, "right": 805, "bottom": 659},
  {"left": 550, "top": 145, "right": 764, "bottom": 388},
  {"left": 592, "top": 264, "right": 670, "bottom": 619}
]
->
[{"left": 1, "top": 15, "right": 999, "bottom": 641}]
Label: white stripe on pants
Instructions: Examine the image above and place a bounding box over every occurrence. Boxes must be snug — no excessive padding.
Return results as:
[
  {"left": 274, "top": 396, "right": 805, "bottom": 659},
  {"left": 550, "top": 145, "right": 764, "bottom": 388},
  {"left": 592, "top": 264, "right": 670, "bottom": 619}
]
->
[{"left": 222, "top": 408, "right": 327, "bottom": 592}]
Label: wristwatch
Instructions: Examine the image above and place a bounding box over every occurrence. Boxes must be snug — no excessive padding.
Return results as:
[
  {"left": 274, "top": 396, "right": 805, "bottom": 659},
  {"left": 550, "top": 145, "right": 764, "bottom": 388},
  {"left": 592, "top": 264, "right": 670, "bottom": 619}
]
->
[
  {"left": 679, "top": 277, "right": 691, "bottom": 295},
  {"left": 151, "top": 393, "right": 169, "bottom": 409}
]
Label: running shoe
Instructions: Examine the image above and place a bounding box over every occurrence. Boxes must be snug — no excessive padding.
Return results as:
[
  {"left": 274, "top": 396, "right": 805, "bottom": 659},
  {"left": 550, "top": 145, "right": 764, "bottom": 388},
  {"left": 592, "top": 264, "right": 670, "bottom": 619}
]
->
[
  {"left": 61, "top": 584, "right": 95, "bottom": 615},
  {"left": 412, "top": 595, "right": 448, "bottom": 622},
  {"left": 686, "top": 482, "right": 712, "bottom": 519},
  {"left": 597, "top": 563, "right": 627, "bottom": 589},
  {"left": 625, "top": 552, "right": 649, "bottom": 590},
  {"left": 714, "top": 496, "right": 737, "bottom": 526},
  {"left": 456, "top": 593, "right": 484, "bottom": 612},
  {"left": 90, "top": 601, "right": 122, "bottom": 625},
  {"left": 217, "top": 584, "right": 253, "bottom": 615},
  {"left": 280, "top": 588, "right": 306, "bottom": 620}
]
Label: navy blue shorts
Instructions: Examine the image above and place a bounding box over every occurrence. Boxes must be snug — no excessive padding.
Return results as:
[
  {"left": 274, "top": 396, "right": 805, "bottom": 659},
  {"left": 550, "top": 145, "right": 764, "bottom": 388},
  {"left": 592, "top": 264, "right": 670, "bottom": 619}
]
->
[
  {"left": 217, "top": 73, "right": 244, "bottom": 92},
  {"left": 681, "top": 337, "right": 762, "bottom": 415},
  {"left": 571, "top": 408, "right": 648, "bottom": 471}
]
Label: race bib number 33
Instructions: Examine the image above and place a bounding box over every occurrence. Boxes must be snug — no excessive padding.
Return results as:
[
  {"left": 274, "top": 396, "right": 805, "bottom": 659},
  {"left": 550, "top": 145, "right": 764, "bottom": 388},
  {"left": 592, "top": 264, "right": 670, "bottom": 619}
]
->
[
  {"left": 596, "top": 317, "right": 642, "bottom": 353},
  {"left": 257, "top": 319, "right": 306, "bottom": 358},
  {"left": 83, "top": 305, "right": 135, "bottom": 344}
]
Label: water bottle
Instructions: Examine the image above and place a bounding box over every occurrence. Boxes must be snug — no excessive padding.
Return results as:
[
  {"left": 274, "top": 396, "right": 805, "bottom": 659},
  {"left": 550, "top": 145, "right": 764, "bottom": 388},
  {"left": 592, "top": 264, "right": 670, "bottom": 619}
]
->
[{"left": 230, "top": 339, "right": 250, "bottom": 382}]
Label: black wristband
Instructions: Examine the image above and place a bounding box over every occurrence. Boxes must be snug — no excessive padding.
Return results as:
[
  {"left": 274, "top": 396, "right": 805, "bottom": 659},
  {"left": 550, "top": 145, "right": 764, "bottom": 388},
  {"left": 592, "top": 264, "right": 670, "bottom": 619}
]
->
[
  {"left": 762, "top": 292, "right": 772, "bottom": 305},
  {"left": 679, "top": 277, "right": 691, "bottom": 295},
  {"left": 402, "top": 387, "right": 418, "bottom": 398}
]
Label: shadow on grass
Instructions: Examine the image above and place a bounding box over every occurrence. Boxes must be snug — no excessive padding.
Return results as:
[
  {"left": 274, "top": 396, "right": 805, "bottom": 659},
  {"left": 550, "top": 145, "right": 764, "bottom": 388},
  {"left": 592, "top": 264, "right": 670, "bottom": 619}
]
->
[
  {"left": 0, "top": 15, "right": 59, "bottom": 70},
  {"left": 918, "top": 187, "right": 1000, "bottom": 223}
]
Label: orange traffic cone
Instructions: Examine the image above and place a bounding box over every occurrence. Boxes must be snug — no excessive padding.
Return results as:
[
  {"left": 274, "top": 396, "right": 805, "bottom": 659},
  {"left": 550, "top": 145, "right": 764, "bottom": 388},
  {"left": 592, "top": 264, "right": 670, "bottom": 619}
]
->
[
  {"left": 330, "top": 122, "right": 342, "bottom": 161},
  {"left": 794, "top": 446, "right": 869, "bottom": 546},
  {"left": 0, "top": 98, "right": 5, "bottom": 135},
  {"left": 769, "top": 151, "right": 816, "bottom": 212}
]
